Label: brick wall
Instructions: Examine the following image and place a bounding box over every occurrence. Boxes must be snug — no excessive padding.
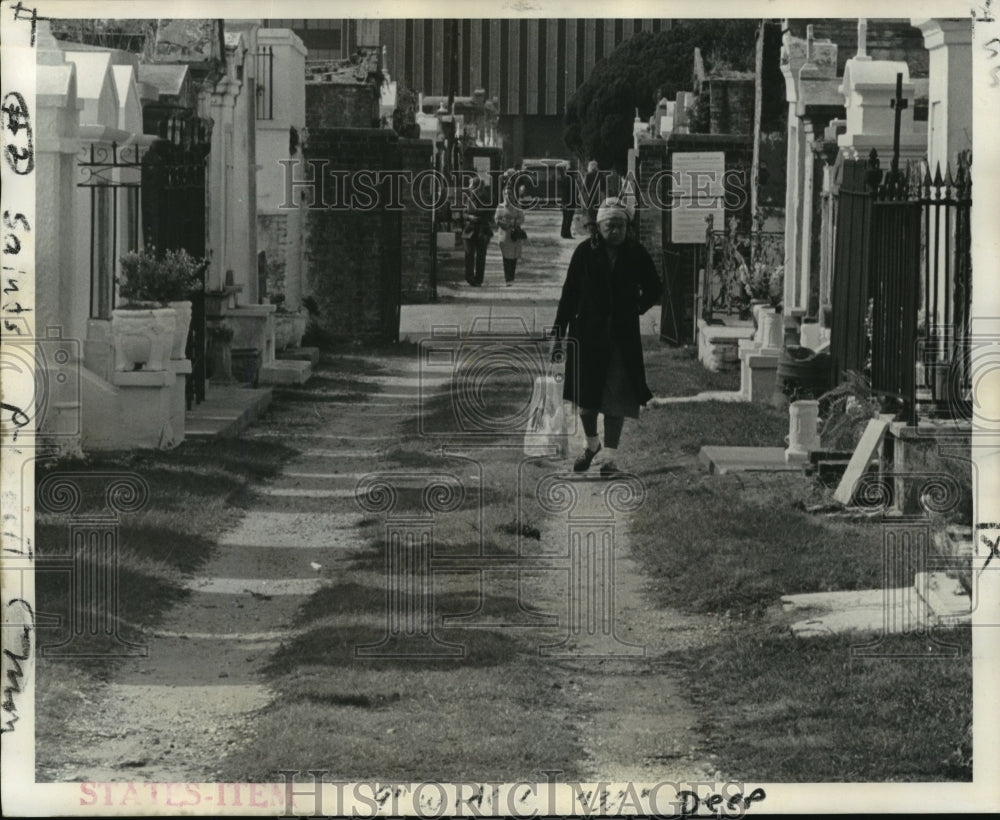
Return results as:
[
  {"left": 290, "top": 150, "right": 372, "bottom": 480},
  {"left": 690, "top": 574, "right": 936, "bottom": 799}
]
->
[
  {"left": 398, "top": 137, "right": 435, "bottom": 304},
  {"left": 634, "top": 138, "right": 666, "bottom": 287},
  {"left": 708, "top": 77, "right": 755, "bottom": 136},
  {"left": 787, "top": 19, "right": 930, "bottom": 79},
  {"left": 306, "top": 83, "right": 379, "bottom": 130},
  {"left": 660, "top": 133, "right": 754, "bottom": 344},
  {"left": 303, "top": 128, "right": 402, "bottom": 341}
]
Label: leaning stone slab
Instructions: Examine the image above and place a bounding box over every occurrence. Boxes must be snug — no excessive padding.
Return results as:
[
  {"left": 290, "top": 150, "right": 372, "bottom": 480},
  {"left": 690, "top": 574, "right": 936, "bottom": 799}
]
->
[{"left": 832, "top": 418, "right": 889, "bottom": 506}]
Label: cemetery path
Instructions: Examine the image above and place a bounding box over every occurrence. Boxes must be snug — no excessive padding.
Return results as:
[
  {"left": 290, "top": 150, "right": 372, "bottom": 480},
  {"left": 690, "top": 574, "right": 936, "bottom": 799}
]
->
[{"left": 38, "top": 210, "right": 724, "bottom": 789}]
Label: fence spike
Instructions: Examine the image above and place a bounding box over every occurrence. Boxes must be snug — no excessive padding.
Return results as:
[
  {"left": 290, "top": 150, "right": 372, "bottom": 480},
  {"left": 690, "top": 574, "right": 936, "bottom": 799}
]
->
[
  {"left": 944, "top": 161, "right": 955, "bottom": 192},
  {"left": 933, "top": 161, "right": 944, "bottom": 190},
  {"left": 905, "top": 161, "right": 918, "bottom": 198},
  {"left": 955, "top": 150, "right": 972, "bottom": 199}
]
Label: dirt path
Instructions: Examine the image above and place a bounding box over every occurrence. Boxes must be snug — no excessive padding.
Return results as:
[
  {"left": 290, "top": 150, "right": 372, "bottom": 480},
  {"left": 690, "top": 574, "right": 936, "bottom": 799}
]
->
[
  {"left": 39, "top": 211, "right": 725, "bottom": 787},
  {"left": 526, "top": 470, "right": 725, "bottom": 783},
  {"left": 37, "top": 355, "right": 430, "bottom": 783}
]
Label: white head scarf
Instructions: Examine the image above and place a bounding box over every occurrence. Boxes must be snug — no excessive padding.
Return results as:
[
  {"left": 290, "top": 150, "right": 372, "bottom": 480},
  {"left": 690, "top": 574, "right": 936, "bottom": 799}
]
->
[{"left": 595, "top": 197, "right": 634, "bottom": 224}]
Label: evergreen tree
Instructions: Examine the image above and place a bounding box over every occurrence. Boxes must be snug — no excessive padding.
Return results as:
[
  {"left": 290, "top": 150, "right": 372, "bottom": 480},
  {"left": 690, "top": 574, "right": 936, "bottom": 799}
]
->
[{"left": 563, "top": 20, "right": 759, "bottom": 168}]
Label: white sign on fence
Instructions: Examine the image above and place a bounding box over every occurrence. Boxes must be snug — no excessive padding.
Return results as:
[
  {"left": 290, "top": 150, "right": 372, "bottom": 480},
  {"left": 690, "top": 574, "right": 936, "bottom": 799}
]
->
[
  {"left": 670, "top": 151, "right": 726, "bottom": 244},
  {"left": 473, "top": 155, "right": 491, "bottom": 179}
]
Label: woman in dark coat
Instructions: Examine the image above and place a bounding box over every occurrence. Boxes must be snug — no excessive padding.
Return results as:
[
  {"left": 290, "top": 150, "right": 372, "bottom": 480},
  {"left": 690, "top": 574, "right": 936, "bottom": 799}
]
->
[{"left": 552, "top": 197, "right": 662, "bottom": 475}]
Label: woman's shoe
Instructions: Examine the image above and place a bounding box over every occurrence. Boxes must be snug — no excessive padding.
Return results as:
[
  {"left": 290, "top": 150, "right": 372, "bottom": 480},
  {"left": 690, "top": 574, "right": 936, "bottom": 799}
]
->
[
  {"left": 573, "top": 443, "right": 602, "bottom": 472},
  {"left": 599, "top": 460, "right": 621, "bottom": 477}
]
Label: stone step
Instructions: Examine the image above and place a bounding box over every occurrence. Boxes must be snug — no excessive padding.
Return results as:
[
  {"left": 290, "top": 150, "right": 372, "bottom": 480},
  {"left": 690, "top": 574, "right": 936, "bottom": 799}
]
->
[
  {"left": 649, "top": 390, "right": 744, "bottom": 406},
  {"left": 259, "top": 358, "right": 311, "bottom": 386},
  {"left": 277, "top": 346, "right": 321, "bottom": 366},
  {"left": 698, "top": 445, "right": 804, "bottom": 474},
  {"left": 184, "top": 386, "right": 272, "bottom": 440}
]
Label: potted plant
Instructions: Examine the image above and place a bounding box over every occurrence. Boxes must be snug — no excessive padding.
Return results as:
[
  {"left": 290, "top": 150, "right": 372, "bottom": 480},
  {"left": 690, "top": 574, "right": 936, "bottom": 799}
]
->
[{"left": 114, "top": 246, "right": 205, "bottom": 370}]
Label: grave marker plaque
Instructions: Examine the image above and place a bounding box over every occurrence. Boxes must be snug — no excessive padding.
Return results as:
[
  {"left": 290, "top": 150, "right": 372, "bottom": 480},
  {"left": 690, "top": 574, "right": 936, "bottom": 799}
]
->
[{"left": 670, "top": 151, "right": 726, "bottom": 244}]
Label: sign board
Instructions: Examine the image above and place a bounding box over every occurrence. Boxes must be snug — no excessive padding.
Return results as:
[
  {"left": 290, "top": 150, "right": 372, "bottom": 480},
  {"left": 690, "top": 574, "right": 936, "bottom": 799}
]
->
[
  {"left": 473, "top": 155, "right": 491, "bottom": 179},
  {"left": 670, "top": 151, "right": 726, "bottom": 244},
  {"left": 671, "top": 207, "right": 723, "bottom": 243}
]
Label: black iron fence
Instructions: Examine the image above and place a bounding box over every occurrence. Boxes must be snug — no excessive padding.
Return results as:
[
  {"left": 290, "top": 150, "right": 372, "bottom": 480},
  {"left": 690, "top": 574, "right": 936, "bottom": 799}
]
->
[
  {"left": 699, "top": 215, "right": 783, "bottom": 324},
  {"left": 255, "top": 46, "right": 275, "bottom": 121},
  {"left": 141, "top": 127, "right": 210, "bottom": 408},
  {"left": 829, "top": 148, "right": 972, "bottom": 424},
  {"left": 920, "top": 150, "right": 972, "bottom": 412},
  {"left": 77, "top": 142, "right": 145, "bottom": 319},
  {"left": 868, "top": 163, "right": 922, "bottom": 421},
  {"left": 829, "top": 157, "right": 874, "bottom": 389}
]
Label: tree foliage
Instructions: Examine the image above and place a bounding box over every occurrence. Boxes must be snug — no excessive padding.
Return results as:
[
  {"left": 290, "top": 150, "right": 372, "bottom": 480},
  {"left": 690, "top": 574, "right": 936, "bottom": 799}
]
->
[{"left": 563, "top": 20, "right": 759, "bottom": 169}]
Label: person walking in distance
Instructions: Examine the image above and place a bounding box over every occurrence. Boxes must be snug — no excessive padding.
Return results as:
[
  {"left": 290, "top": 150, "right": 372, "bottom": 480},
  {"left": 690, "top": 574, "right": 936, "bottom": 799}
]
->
[
  {"left": 551, "top": 197, "right": 662, "bottom": 476},
  {"left": 461, "top": 175, "right": 494, "bottom": 287},
  {"left": 579, "top": 159, "right": 604, "bottom": 231},
  {"left": 495, "top": 170, "right": 526, "bottom": 286},
  {"left": 558, "top": 165, "right": 575, "bottom": 239}
]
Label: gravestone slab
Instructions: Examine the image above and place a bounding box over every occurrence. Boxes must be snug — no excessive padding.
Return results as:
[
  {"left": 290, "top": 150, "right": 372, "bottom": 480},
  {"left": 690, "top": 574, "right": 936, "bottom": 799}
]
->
[{"left": 699, "top": 446, "right": 804, "bottom": 474}]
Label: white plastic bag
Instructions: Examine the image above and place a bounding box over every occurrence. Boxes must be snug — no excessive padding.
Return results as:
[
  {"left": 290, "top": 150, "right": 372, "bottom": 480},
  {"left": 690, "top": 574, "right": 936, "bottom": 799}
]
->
[{"left": 523, "top": 374, "right": 569, "bottom": 457}]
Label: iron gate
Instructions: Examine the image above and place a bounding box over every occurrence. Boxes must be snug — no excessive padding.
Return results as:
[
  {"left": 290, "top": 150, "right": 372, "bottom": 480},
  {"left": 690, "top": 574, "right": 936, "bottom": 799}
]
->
[
  {"left": 830, "top": 148, "right": 973, "bottom": 424},
  {"left": 141, "top": 123, "right": 210, "bottom": 407},
  {"left": 76, "top": 142, "right": 144, "bottom": 319}
]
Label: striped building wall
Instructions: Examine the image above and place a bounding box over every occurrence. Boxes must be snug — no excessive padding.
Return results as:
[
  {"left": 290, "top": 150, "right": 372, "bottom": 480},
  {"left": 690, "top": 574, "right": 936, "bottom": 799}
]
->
[
  {"left": 268, "top": 18, "right": 673, "bottom": 115},
  {"left": 379, "top": 19, "right": 673, "bottom": 116},
  {"left": 266, "top": 18, "right": 673, "bottom": 161}
]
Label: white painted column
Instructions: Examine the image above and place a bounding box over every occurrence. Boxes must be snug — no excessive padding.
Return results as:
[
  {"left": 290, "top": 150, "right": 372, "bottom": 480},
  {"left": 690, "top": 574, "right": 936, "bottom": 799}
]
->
[
  {"left": 913, "top": 18, "right": 972, "bottom": 175},
  {"left": 817, "top": 155, "right": 838, "bottom": 314},
  {"left": 783, "top": 116, "right": 800, "bottom": 311},
  {"left": 913, "top": 18, "right": 973, "bottom": 339},
  {"left": 779, "top": 27, "right": 808, "bottom": 318},
  {"left": 207, "top": 78, "right": 239, "bottom": 293},
  {"left": 205, "top": 86, "right": 227, "bottom": 291},
  {"left": 797, "top": 122, "right": 817, "bottom": 316}
]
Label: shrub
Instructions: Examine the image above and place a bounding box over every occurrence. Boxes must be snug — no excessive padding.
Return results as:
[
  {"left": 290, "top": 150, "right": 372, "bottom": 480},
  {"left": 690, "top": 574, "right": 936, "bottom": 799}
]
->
[
  {"left": 818, "top": 371, "right": 881, "bottom": 450},
  {"left": 118, "top": 246, "right": 205, "bottom": 305}
]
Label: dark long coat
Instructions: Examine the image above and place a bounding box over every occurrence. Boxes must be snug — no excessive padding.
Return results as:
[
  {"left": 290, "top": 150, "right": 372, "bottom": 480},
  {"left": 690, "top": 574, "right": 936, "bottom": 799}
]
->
[{"left": 552, "top": 236, "right": 663, "bottom": 409}]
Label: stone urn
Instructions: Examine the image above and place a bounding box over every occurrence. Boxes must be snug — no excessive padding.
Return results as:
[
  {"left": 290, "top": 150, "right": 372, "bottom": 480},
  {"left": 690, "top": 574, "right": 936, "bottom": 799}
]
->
[
  {"left": 111, "top": 306, "right": 176, "bottom": 372},
  {"left": 758, "top": 309, "right": 784, "bottom": 351},
  {"left": 750, "top": 300, "right": 771, "bottom": 325},
  {"left": 167, "top": 300, "right": 192, "bottom": 359},
  {"left": 785, "top": 400, "right": 821, "bottom": 464}
]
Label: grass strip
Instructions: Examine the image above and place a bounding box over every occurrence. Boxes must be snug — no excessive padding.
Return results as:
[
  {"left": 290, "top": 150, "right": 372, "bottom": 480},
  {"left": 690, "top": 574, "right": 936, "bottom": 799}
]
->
[{"left": 671, "top": 628, "right": 972, "bottom": 781}]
